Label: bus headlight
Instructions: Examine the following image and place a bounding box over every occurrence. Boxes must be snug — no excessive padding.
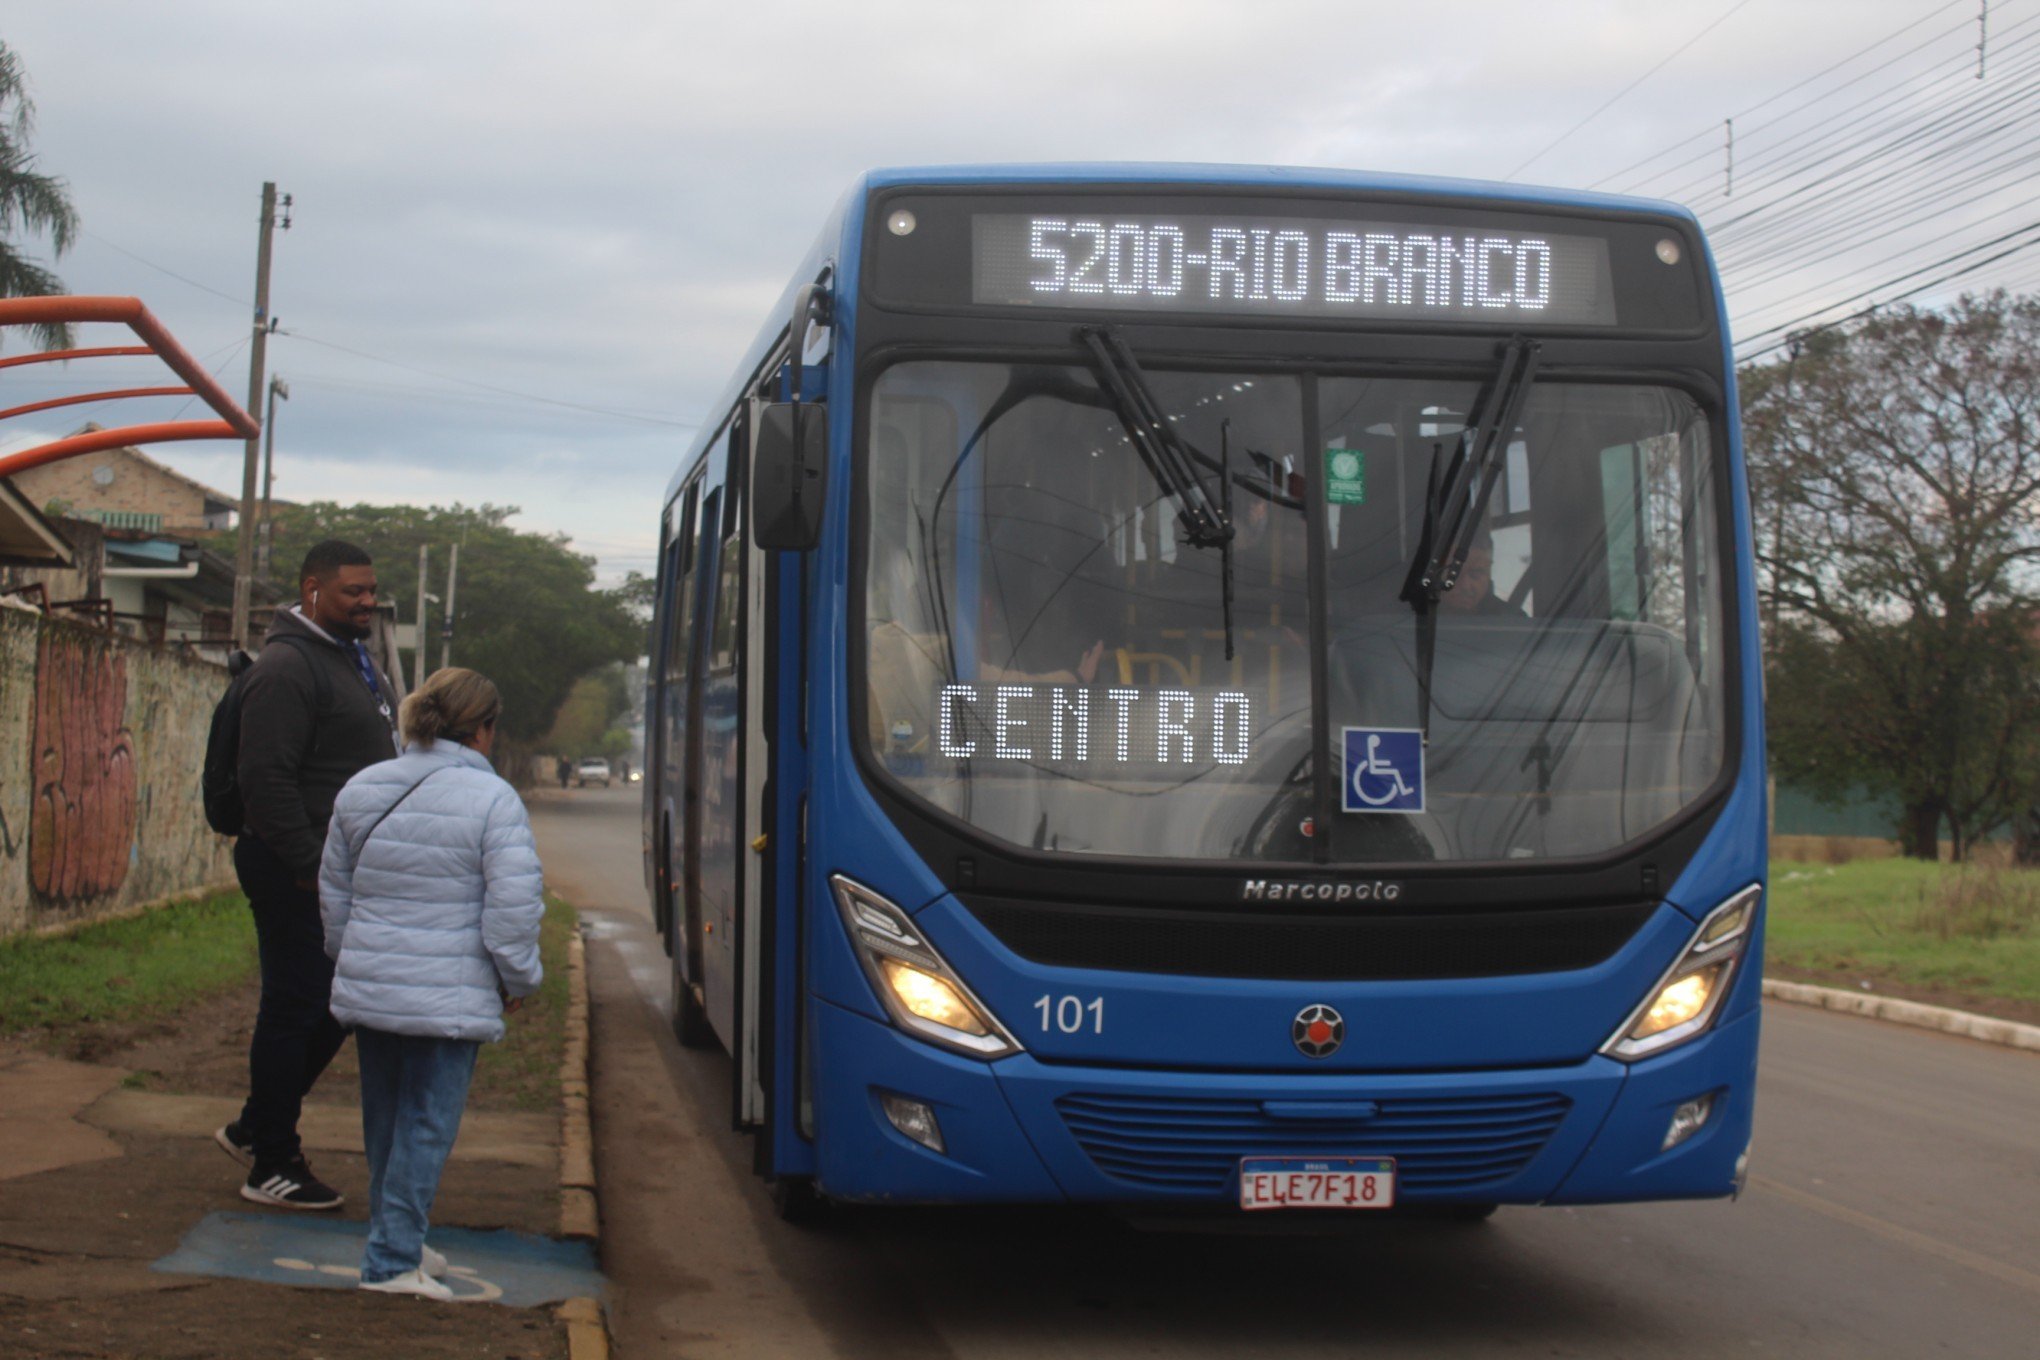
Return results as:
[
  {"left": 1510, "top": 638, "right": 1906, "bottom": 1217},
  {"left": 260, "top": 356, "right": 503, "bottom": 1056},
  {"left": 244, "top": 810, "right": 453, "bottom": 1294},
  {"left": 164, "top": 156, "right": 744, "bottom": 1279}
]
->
[
  {"left": 878, "top": 958, "right": 987, "bottom": 1035},
  {"left": 1602, "top": 885, "right": 1759, "bottom": 1062},
  {"left": 831, "top": 874, "right": 1020, "bottom": 1059}
]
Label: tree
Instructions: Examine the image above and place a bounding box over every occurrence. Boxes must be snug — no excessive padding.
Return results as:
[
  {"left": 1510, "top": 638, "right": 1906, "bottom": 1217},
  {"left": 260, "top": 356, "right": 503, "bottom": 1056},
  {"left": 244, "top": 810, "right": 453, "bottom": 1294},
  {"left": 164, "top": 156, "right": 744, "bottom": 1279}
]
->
[
  {"left": 612, "top": 569, "right": 656, "bottom": 625},
  {"left": 541, "top": 664, "right": 636, "bottom": 761},
  {"left": 0, "top": 41, "right": 79, "bottom": 350},
  {"left": 265, "top": 502, "right": 642, "bottom": 771},
  {"left": 1746, "top": 293, "right": 2040, "bottom": 859}
]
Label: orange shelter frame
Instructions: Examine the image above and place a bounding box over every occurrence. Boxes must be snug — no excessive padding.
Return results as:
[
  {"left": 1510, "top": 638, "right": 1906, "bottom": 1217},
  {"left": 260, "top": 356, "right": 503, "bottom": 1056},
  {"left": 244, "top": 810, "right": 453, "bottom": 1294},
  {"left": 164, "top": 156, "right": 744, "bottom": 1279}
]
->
[{"left": 0, "top": 296, "right": 259, "bottom": 478}]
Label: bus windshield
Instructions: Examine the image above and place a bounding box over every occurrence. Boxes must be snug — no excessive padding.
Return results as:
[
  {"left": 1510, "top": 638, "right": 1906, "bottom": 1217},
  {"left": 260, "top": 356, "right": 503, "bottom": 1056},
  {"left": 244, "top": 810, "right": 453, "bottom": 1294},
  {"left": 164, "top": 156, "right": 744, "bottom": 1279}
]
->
[{"left": 862, "top": 359, "right": 1726, "bottom": 865}]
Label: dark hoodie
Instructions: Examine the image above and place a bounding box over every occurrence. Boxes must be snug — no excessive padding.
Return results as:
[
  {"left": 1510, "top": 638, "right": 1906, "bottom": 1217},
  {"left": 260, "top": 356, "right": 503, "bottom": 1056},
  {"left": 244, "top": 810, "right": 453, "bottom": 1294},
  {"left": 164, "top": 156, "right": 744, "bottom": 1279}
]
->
[{"left": 236, "top": 608, "right": 399, "bottom": 879}]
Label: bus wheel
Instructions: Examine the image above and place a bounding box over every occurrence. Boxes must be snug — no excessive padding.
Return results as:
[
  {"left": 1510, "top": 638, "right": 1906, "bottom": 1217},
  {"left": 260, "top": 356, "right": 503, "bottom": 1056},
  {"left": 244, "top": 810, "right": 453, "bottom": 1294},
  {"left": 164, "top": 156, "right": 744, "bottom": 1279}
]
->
[
  {"left": 672, "top": 961, "right": 716, "bottom": 1050},
  {"left": 771, "top": 1176, "right": 828, "bottom": 1226}
]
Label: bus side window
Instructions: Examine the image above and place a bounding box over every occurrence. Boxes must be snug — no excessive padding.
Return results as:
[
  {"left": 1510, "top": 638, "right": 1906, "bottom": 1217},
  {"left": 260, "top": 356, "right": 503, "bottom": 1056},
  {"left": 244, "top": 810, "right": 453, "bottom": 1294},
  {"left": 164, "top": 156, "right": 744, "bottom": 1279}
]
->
[
  {"left": 1600, "top": 443, "right": 1644, "bottom": 622},
  {"left": 667, "top": 481, "right": 700, "bottom": 680},
  {"left": 710, "top": 451, "right": 743, "bottom": 676},
  {"left": 711, "top": 541, "right": 741, "bottom": 673},
  {"left": 726, "top": 413, "right": 747, "bottom": 541}
]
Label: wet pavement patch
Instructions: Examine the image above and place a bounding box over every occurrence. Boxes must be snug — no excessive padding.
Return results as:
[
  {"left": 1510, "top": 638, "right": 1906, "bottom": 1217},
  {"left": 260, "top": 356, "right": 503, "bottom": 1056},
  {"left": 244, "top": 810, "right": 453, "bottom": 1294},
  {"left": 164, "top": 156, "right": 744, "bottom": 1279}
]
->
[{"left": 153, "top": 1212, "right": 604, "bottom": 1307}]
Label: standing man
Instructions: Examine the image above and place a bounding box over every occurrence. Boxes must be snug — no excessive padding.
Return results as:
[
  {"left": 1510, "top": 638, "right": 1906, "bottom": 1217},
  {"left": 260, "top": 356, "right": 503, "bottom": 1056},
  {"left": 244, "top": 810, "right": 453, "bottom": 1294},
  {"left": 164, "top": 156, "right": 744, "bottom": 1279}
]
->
[{"left": 215, "top": 540, "right": 398, "bottom": 1209}]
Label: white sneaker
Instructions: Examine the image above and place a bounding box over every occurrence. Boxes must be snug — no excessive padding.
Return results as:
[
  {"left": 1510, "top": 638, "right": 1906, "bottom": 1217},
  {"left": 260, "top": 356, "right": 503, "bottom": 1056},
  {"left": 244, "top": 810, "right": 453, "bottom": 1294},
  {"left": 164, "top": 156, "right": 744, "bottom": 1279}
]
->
[
  {"left": 359, "top": 1267, "right": 453, "bottom": 1300},
  {"left": 420, "top": 1243, "right": 448, "bottom": 1279}
]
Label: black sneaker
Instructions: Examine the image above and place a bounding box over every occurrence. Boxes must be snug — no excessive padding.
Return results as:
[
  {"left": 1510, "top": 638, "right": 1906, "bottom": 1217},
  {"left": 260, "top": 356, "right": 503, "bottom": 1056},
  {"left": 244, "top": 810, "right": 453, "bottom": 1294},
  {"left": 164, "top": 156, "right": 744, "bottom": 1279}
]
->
[
  {"left": 242, "top": 1159, "right": 344, "bottom": 1211},
  {"left": 213, "top": 1122, "right": 255, "bottom": 1168}
]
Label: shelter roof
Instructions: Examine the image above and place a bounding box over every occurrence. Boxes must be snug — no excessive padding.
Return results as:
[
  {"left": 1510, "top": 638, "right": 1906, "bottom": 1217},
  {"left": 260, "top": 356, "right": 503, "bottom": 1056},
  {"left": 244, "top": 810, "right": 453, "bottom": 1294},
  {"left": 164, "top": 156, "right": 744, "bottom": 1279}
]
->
[{"left": 0, "top": 477, "right": 75, "bottom": 567}]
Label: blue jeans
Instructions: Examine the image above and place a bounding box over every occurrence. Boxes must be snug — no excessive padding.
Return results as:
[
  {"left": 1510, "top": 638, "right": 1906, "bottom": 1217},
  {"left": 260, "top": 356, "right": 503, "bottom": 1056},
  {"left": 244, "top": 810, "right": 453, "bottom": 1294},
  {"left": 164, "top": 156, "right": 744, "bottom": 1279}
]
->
[{"left": 356, "top": 1027, "right": 479, "bottom": 1283}]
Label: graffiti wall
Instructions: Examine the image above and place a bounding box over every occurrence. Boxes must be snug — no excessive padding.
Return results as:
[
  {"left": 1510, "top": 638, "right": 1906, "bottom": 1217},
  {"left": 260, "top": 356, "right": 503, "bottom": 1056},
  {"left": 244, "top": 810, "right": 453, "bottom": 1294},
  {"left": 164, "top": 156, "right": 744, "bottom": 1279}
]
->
[{"left": 0, "top": 609, "right": 235, "bottom": 937}]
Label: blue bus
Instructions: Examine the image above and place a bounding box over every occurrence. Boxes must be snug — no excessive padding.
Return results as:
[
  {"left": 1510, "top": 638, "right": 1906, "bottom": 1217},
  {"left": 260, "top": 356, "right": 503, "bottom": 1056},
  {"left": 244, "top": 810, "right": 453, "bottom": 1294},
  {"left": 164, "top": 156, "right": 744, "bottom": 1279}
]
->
[{"left": 645, "top": 164, "right": 1764, "bottom": 1218}]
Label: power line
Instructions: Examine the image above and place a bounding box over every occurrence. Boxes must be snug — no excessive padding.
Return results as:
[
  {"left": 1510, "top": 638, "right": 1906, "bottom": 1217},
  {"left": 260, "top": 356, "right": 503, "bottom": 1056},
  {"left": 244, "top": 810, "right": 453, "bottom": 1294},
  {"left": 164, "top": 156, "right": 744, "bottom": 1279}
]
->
[
  {"left": 166, "top": 331, "right": 252, "bottom": 421},
  {"left": 1734, "top": 219, "right": 2040, "bottom": 360},
  {"left": 75, "top": 233, "right": 696, "bottom": 431},
  {"left": 1640, "top": 16, "right": 2038, "bottom": 203},
  {"left": 1547, "top": 2, "right": 2040, "bottom": 362},
  {"left": 1722, "top": 134, "right": 2040, "bottom": 305},
  {"left": 1728, "top": 181, "right": 2040, "bottom": 315},
  {"left": 78, "top": 228, "right": 251, "bottom": 308},
  {"left": 1506, "top": 0, "right": 1759, "bottom": 180},
  {"left": 1590, "top": 0, "right": 1974, "bottom": 190},
  {"left": 1714, "top": 89, "right": 2040, "bottom": 278},
  {"left": 1705, "top": 49, "right": 2040, "bottom": 237},
  {"left": 276, "top": 329, "right": 698, "bottom": 429},
  {"left": 281, "top": 369, "right": 695, "bottom": 428},
  {"left": 1736, "top": 217, "right": 2040, "bottom": 345}
]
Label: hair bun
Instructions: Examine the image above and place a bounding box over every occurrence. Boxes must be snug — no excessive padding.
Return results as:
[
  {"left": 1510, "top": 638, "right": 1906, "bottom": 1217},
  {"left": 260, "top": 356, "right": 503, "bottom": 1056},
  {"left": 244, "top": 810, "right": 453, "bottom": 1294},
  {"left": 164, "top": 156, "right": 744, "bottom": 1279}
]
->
[{"left": 399, "top": 667, "right": 501, "bottom": 747}]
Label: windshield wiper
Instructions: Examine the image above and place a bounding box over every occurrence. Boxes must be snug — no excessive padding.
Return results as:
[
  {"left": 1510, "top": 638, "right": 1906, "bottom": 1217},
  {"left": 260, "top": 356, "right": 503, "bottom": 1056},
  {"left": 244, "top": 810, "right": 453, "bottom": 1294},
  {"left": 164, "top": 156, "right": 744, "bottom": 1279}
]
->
[
  {"left": 1080, "top": 326, "right": 1240, "bottom": 658},
  {"left": 1401, "top": 335, "right": 1540, "bottom": 609},
  {"left": 1081, "top": 327, "right": 1234, "bottom": 548},
  {"left": 1399, "top": 336, "right": 1540, "bottom": 739}
]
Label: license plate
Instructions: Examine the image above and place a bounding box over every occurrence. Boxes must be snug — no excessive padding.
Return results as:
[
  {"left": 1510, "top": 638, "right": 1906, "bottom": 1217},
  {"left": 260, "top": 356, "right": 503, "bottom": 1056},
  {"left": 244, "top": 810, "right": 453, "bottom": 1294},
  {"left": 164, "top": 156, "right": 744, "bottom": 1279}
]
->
[{"left": 1239, "top": 1157, "right": 1396, "bottom": 1211}]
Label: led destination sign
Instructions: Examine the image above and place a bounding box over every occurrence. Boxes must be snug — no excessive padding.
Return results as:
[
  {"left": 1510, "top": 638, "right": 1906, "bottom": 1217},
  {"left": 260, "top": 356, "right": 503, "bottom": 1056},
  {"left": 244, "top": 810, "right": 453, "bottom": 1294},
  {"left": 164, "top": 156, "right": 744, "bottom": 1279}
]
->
[
  {"left": 973, "top": 213, "right": 1618, "bottom": 325},
  {"left": 935, "top": 683, "right": 1257, "bottom": 769}
]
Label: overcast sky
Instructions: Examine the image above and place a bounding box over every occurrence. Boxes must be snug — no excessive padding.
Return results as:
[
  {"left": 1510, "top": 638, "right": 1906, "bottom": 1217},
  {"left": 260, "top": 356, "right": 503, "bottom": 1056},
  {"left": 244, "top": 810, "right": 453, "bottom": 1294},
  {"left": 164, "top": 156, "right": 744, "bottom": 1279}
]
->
[{"left": 3, "top": 1, "right": 2030, "bottom": 583}]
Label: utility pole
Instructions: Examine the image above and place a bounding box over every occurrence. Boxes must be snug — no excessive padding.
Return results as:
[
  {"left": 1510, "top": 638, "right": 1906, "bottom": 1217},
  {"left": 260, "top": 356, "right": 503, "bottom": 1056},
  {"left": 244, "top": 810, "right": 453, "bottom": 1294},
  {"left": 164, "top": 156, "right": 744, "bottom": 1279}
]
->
[
  {"left": 440, "top": 541, "right": 460, "bottom": 671},
  {"left": 231, "top": 182, "right": 290, "bottom": 648},
  {"left": 256, "top": 375, "right": 289, "bottom": 579},
  {"left": 414, "top": 543, "right": 430, "bottom": 687}
]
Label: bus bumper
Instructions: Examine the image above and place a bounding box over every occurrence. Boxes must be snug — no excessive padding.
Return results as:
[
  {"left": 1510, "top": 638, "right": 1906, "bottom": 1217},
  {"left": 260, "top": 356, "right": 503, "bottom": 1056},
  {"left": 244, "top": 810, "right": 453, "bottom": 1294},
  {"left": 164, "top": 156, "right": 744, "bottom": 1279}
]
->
[{"left": 810, "top": 996, "right": 1759, "bottom": 1207}]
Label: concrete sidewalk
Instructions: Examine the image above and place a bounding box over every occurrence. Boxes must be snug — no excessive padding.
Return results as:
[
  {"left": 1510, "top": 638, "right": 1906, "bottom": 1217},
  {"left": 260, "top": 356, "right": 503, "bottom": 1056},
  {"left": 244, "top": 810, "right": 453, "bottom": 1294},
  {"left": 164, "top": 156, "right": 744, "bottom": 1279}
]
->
[
  {"left": 0, "top": 1051, "right": 558, "bottom": 1184},
  {"left": 0, "top": 1045, "right": 570, "bottom": 1360}
]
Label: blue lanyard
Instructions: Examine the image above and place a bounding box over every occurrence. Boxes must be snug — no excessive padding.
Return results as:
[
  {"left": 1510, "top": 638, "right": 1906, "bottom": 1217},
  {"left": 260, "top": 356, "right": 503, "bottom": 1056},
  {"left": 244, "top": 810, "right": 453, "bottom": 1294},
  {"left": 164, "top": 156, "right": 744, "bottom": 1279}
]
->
[
  {"left": 350, "top": 642, "right": 394, "bottom": 727},
  {"left": 350, "top": 642, "right": 381, "bottom": 697}
]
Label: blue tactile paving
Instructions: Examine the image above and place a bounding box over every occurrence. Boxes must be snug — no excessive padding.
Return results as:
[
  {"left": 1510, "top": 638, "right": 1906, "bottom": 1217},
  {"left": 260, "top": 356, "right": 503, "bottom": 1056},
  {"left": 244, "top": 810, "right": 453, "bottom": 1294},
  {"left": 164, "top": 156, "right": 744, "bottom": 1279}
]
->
[{"left": 153, "top": 1212, "right": 604, "bottom": 1307}]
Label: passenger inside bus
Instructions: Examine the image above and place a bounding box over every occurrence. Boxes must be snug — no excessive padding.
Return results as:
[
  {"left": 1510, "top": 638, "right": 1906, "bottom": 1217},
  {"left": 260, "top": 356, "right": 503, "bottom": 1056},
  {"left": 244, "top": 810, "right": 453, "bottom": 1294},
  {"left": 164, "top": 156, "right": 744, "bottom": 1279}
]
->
[{"left": 1436, "top": 528, "right": 1527, "bottom": 618}]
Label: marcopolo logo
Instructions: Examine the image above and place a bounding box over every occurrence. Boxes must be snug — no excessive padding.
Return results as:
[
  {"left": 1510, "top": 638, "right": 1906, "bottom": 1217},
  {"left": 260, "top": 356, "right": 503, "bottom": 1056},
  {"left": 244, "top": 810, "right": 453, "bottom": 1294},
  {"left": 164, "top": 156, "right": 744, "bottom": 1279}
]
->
[
  {"left": 1241, "top": 879, "right": 1403, "bottom": 903},
  {"left": 1292, "top": 1004, "right": 1345, "bottom": 1059}
]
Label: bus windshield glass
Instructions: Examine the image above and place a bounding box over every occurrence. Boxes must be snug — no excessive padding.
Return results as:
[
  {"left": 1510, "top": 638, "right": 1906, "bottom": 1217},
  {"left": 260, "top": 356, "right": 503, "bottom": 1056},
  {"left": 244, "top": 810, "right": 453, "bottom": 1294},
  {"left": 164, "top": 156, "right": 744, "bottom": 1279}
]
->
[{"left": 862, "top": 359, "right": 1726, "bottom": 864}]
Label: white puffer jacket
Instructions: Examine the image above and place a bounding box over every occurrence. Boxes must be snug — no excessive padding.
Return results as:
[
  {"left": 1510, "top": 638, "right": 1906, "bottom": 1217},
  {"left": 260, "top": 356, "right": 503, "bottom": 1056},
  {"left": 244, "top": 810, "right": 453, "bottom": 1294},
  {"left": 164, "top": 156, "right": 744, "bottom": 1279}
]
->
[{"left": 319, "top": 741, "right": 544, "bottom": 1041}]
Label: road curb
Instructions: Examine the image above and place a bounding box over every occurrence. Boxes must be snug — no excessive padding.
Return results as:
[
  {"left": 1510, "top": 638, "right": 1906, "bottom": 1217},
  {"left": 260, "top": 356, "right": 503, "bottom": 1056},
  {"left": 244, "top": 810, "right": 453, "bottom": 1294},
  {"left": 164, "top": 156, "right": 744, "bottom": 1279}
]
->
[
  {"left": 1762, "top": 978, "right": 2040, "bottom": 1052},
  {"left": 556, "top": 924, "right": 608, "bottom": 1359}
]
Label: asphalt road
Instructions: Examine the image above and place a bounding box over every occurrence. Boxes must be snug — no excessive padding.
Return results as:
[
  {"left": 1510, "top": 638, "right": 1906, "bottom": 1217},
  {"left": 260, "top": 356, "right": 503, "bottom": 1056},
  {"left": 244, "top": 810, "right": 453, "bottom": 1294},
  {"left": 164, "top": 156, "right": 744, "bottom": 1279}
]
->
[{"left": 533, "top": 784, "right": 2040, "bottom": 1359}]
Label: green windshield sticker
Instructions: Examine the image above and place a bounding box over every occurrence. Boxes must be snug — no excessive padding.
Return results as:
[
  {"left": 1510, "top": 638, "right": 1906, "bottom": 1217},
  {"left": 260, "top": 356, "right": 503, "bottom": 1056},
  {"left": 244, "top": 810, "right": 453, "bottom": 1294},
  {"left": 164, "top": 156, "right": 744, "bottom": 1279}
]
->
[{"left": 1326, "top": 446, "right": 1366, "bottom": 505}]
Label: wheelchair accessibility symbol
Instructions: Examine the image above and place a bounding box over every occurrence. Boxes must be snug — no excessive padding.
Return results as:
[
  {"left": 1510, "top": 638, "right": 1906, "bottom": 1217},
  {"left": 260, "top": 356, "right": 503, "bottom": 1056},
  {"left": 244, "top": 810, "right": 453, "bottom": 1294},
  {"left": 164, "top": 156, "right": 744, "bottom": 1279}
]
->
[{"left": 1342, "top": 728, "right": 1424, "bottom": 814}]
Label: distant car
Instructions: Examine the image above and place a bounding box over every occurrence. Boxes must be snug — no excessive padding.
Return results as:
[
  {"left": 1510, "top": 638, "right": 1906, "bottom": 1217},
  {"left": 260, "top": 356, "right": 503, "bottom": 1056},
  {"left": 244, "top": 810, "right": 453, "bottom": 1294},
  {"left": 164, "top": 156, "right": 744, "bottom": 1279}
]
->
[{"left": 574, "top": 758, "right": 612, "bottom": 788}]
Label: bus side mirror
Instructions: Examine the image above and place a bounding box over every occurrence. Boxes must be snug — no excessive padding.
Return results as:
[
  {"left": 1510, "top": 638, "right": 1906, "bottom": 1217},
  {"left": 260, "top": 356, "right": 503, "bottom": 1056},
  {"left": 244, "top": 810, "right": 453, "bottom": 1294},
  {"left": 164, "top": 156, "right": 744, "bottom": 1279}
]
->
[{"left": 753, "top": 402, "right": 827, "bottom": 550}]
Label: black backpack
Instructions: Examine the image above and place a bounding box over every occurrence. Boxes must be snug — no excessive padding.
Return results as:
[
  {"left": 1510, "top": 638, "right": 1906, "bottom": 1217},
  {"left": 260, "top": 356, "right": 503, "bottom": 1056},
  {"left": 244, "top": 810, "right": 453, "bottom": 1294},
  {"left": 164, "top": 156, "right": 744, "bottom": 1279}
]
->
[{"left": 202, "top": 633, "right": 330, "bottom": 836}]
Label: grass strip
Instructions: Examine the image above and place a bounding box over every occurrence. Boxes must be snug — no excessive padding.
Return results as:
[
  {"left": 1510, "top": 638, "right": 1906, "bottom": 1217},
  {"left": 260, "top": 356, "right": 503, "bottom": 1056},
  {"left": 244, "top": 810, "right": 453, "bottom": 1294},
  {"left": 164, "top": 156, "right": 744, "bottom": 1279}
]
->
[
  {"left": 470, "top": 893, "right": 578, "bottom": 1112},
  {"left": 0, "top": 891, "right": 257, "bottom": 1034},
  {"left": 1767, "top": 859, "right": 2040, "bottom": 1010}
]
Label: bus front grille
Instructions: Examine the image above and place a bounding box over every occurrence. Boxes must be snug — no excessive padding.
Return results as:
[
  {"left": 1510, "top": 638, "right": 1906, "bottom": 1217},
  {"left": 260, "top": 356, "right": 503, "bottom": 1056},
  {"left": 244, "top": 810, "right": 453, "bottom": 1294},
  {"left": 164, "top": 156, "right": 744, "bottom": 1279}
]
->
[
  {"left": 963, "top": 897, "right": 1653, "bottom": 980},
  {"left": 1054, "top": 1091, "right": 1572, "bottom": 1193}
]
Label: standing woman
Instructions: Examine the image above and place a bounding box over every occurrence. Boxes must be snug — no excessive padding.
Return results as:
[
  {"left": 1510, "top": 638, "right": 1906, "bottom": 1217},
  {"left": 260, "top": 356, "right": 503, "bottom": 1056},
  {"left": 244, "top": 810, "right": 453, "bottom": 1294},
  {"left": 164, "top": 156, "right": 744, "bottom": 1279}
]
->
[{"left": 320, "top": 667, "right": 544, "bottom": 1299}]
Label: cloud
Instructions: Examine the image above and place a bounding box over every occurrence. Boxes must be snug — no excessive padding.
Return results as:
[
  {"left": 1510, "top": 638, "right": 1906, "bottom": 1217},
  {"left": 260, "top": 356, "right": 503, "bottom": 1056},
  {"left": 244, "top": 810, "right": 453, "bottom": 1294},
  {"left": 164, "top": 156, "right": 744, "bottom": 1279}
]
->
[{"left": 0, "top": 0, "right": 1989, "bottom": 578}]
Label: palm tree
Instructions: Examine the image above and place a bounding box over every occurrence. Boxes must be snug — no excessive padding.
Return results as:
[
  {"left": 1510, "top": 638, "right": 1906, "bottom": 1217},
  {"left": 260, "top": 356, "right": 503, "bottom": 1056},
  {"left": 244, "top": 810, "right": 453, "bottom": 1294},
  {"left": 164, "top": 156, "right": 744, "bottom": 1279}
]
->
[{"left": 0, "top": 41, "right": 80, "bottom": 351}]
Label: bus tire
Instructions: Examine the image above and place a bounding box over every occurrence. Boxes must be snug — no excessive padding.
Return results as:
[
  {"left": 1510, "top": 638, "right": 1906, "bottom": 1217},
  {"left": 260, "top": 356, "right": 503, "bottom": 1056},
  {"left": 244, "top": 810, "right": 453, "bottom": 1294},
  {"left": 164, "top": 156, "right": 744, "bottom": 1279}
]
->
[
  {"left": 672, "top": 963, "right": 716, "bottom": 1050},
  {"left": 770, "top": 1176, "right": 828, "bottom": 1226}
]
